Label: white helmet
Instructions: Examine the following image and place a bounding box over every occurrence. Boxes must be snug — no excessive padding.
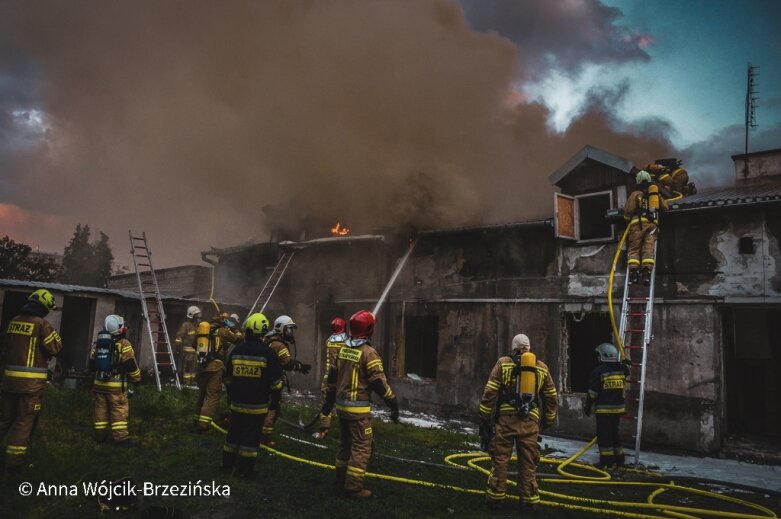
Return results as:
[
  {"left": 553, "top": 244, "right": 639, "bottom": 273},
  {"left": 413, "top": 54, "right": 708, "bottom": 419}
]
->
[
  {"left": 511, "top": 334, "right": 530, "bottom": 352},
  {"left": 230, "top": 313, "right": 240, "bottom": 325},
  {"left": 186, "top": 306, "right": 202, "bottom": 319},
  {"left": 272, "top": 315, "right": 296, "bottom": 334},
  {"left": 105, "top": 314, "right": 127, "bottom": 336}
]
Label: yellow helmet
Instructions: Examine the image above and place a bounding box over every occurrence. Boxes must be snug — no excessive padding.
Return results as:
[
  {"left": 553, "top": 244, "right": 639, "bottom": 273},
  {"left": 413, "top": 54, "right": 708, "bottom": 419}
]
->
[
  {"left": 245, "top": 313, "right": 270, "bottom": 335},
  {"left": 29, "top": 288, "right": 57, "bottom": 311}
]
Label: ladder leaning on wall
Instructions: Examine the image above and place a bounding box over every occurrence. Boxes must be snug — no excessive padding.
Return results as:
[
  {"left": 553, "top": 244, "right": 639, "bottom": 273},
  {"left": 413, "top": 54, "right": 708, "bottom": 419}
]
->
[
  {"left": 128, "top": 231, "right": 180, "bottom": 391},
  {"left": 616, "top": 241, "right": 658, "bottom": 466},
  {"left": 247, "top": 251, "right": 295, "bottom": 316}
]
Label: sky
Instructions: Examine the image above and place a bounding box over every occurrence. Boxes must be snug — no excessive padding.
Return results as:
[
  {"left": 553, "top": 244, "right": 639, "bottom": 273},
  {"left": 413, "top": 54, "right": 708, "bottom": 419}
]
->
[{"left": 0, "top": 0, "right": 779, "bottom": 267}]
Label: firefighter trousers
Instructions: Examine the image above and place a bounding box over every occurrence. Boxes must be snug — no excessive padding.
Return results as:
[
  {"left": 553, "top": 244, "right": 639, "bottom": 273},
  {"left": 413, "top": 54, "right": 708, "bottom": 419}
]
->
[
  {"left": 0, "top": 392, "right": 42, "bottom": 468},
  {"left": 223, "top": 411, "right": 264, "bottom": 476},
  {"left": 261, "top": 394, "right": 284, "bottom": 442},
  {"left": 627, "top": 222, "right": 657, "bottom": 271},
  {"left": 487, "top": 414, "right": 541, "bottom": 506},
  {"left": 596, "top": 414, "right": 625, "bottom": 466},
  {"left": 317, "top": 380, "right": 333, "bottom": 430},
  {"left": 195, "top": 369, "right": 223, "bottom": 431},
  {"left": 335, "top": 416, "right": 373, "bottom": 494},
  {"left": 179, "top": 349, "right": 197, "bottom": 386},
  {"left": 93, "top": 392, "right": 130, "bottom": 443}
]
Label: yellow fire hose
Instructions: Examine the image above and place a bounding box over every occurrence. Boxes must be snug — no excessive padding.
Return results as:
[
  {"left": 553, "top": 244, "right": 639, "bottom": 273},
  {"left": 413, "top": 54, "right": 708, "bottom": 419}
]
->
[
  {"left": 608, "top": 222, "right": 631, "bottom": 358},
  {"left": 210, "top": 421, "right": 778, "bottom": 519},
  {"left": 208, "top": 266, "right": 221, "bottom": 314}
]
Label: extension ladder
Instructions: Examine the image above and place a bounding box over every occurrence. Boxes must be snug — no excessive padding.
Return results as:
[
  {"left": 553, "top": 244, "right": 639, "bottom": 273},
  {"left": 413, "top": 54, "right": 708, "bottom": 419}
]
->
[
  {"left": 128, "top": 231, "right": 180, "bottom": 391},
  {"left": 247, "top": 251, "right": 295, "bottom": 316},
  {"left": 616, "top": 241, "right": 657, "bottom": 466}
]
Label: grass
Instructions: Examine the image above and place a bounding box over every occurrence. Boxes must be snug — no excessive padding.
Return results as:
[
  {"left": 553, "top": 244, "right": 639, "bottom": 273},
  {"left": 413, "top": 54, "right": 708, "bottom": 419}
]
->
[{"left": 1, "top": 386, "right": 779, "bottom": 519}]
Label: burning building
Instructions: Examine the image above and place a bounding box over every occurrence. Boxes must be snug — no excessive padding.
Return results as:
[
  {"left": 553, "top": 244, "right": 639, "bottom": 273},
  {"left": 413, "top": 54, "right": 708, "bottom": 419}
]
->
[{"left": 198, "top": 146, "right": 781, "bottom": 457}]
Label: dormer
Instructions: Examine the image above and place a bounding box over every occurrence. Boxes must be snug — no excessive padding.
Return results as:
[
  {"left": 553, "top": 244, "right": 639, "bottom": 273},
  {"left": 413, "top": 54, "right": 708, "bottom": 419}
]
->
[{"left": 549, "top": 145, "right": 636, "bottom": 242}]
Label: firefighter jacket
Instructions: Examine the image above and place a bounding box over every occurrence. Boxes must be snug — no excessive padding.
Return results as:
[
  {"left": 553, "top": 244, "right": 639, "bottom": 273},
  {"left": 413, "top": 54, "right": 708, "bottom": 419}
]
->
[
  {"left": 325, "top": 339, "right": 395, "bottom": 420},
  {"left": 175, "top": 320, "right": 197, "bottom": 353},
  {"left": 266, "top": 334, "right": 293, "bottom": 368},
  {"left": 200, "top": 326, "right": 242, "bottom": 374},
  {"left": 90, "top": 338, "right": 141, "bottom": 394},
  {"left": 322, "top": 333, "right": 346, "bottom": 381},
  {"left": 224, "top": 338, "right": 284, "bottom": 416},
  {"left": 479, "top": 356, "right": 558, "bottom": 427},
  {"left": 1, "top": 302, "right": 63, "bottom": 394},
  {"left": 623, "top": 189, "right": 669, "bottom": 226},
  {"left": 587, "top": 362, "right": 630, "bottom": 414}
]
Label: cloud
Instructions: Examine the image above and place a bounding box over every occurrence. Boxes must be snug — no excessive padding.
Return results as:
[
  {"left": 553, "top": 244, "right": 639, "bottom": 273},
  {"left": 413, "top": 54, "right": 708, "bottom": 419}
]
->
[{"left": 0, "top": 0, "right": 675, "bottom": 267}]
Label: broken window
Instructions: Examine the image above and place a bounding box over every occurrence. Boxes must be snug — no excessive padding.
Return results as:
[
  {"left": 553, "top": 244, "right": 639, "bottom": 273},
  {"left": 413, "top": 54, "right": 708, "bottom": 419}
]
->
[
  {"left": 566, "top": 312, "right": 613, "bottom": 392},
  {"left": 554, "top": 190, "right": 615, "bottom": 241},
  {"left": 404, "top": 315, "right": 438, "bottom": 379}
]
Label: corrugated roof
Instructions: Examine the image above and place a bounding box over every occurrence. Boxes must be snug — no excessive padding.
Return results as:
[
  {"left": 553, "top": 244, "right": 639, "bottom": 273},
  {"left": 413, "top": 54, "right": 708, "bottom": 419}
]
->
[
  {"left": 669, "top": 182, "right": 781, "bottom": 211},
  {"left": 418, "top": 219, "right": 553, "bottom": 236}
]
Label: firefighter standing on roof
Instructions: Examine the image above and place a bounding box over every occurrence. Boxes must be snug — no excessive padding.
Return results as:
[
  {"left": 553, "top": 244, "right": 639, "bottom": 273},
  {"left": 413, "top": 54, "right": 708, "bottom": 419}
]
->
[
  {"left": 194, "top": 313, "right": 242, "bottom": 432},
  {"left": 0, "top": 289, "right": 62, "bottom": 471},
  {"left": 624, "top": 170, "right": 669, "bottom": 285},
  {"left": 260, "top": 315, "right": 311, "bottom": 446},
  {"left": 321, "top": 310, "right": 399, "bottom": 498},
  {"left": 584, "top": 343, "right": 631, "bottom": 468},
  {"left": 313, "top": 317, "right": 347, "bottom": 440},
  {"left": 175, "top": 305, "right": 201, "bottom": 386},
  {"left": 90, "top": 314, "right": 141, "bottom": 446},
  {"left": 478, "top": 334, "right": 558, "bottom": 511},
  {"left": 222, "top": 313, "right": 283, "bottom": 478}
]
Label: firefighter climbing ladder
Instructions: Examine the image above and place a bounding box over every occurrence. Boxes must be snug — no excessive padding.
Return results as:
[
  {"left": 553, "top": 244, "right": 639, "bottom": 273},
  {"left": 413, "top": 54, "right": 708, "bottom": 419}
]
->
[
  {"left": 616, "top": 241, "right": 657, "bottom": 467},
  {"left": 128, "top": 231, "right": 180, "bottom": 391},
  {"left": 248, "top": 251, "right": 295, "bottom": 316}
]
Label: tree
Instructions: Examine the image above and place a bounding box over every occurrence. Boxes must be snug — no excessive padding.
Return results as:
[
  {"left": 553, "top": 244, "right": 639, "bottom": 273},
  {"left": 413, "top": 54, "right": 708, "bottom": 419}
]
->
[
  {"left": 60, "top": 225, "right": 114, "bottom": 287},
  {"left": 0, "top": 236, "right": 60, "bottom": 282}
]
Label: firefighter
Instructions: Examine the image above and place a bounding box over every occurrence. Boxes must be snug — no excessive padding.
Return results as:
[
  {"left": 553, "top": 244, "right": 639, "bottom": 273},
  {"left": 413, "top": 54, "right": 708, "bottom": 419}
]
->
[
  {"left": 222, "top": 313, "right": 283, "bottom": 478},
  {"left": 624, "top": 170, "right": 669, "bottom": 285},
  {"left": 478, "top": 333, "right": 558, "bottom": 511},
  {"left": 0, "top": 289, "right": 62, "bottom": 471},
  {"left": 312, "top": 317, "right": 347, "bottom": 440},
  {"left": 584, "top": 343, "right": 631, "bottom": 468},
  {"left": 321, "top": 310, "right": 399, "bottom": 498},
  {"left": 90, "top": 315, "right": 142, "bottom": 446},
  {"left": 175, "top": 305, "right": 201, "bottom": 386},
  {"left": 260, "top": 315, "right": 311, "bottom": 445},
  {"left": 194, "top": 313, "right": 242, "bottom": 432},
  {"left": 646, "top": 159, "right": 694, "bottom": 198}
]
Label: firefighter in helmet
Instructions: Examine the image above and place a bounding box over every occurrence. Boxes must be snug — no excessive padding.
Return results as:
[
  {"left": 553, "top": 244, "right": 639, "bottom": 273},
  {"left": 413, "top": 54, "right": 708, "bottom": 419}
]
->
[
  {"left": 584, "top": 343, "right": 631, "bottom": 468},
  {"left": 260, "top": 315, "right": 311, "bottom": 445},
  {"left": 623, "top": 170, "right": 669, "bottom": 285},
  {"left": 0, "top": 289, "right": 63, "bottom": 470},
  {"left": 90, "top": 314, "right": 142, "bottom": 445},
  {"left": 312, "top": 317, "right": 347, "bottom": 440},
  {"left": 321, "top": 310, "right": 399, "bottom": 498},
  {"left": 478, "top": 334, "right": 558, "bottom": 511},
  {"left": 175, "top": 305, "right": 201, "bottom": 386},
  {"left": 222, "top": 313, "right": 283, "bottom": 478},
  {"left": 194, "top": 312, "right": 242, "bottom": 432}
]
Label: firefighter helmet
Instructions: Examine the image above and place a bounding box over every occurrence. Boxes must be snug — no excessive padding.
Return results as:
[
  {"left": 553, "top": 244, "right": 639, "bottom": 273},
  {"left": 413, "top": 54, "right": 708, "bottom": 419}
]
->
[
  {"left": 595, "top": 342, "right": 619, "bottom": 362},
  {"left": 29, "top": 288, "right": 57, "bottom": 311},
  {"left": 245, "top": 313, "right": 270, "bottom": 335},
  {"left": 272, "top": 315, "right": 296, "bottom": 334},
  {"left": 636, "top": 170, "right": 652, "bottom": 184},
  {"left": 331, "top": 317, "right": 346, "bottom": 334},
  {"left": 230, "top": 313, "right": 241, "bottom": 325},
  {"left": 348, "top": 310, "right": 376, "bottom": 340},
  {"left": 186, "top": 306, "right": 202, "bottom": 319},
  {"left": 105, "top": 314, "right": 128, "bottom": 336},
  {"left": 511, "top": 333, "right": 530, "bottom": 352}
]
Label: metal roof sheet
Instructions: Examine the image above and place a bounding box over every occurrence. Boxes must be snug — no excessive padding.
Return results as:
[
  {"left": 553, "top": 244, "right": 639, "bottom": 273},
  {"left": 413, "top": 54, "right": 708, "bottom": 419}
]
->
[
  {"left": 669, "top": 182, "right": 781, "bottom": 211},
  {"left": 548, "top": 145, "right": 635, "bottom": 186}
]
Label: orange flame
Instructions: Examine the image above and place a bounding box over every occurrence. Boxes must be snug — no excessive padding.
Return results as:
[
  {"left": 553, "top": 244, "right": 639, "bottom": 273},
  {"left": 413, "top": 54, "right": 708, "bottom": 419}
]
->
[{"left": 330, "top": 222, "right": 350, "bottom": 236}]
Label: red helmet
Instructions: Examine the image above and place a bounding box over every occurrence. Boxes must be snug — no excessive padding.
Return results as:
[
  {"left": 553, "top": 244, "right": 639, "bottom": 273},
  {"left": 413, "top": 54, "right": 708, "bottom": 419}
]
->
[
  {"left": 348, "top": 310, "right": 376, "bottom": 340},
  {"left": 331, "top": 317, "right": 346, "bottom": 334}
]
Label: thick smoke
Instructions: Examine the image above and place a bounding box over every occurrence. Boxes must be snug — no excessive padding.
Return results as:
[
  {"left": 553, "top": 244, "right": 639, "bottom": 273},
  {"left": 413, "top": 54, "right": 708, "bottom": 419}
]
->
[{"left": 1, "top": 0, "right": 672, "bottom": 266}]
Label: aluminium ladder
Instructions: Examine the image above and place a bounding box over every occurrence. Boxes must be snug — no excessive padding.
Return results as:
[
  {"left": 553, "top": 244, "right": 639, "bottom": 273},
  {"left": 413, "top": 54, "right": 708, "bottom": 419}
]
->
[
  {"left": 128, "top": 231, "right": 180, "bottom": 391},
  {"left": 247, "top": 251, "right": 295, "bottom": 316},
  {"left": 616, "top": 240, "right": 657, "bottom": 466}
]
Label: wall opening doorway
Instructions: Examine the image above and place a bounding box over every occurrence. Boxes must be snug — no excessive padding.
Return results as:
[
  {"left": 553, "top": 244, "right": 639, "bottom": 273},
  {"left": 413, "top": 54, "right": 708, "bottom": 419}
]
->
[
  {"left": 566, "top": 311, "right": 613, "bottom": 392},
  {"left": 58, "top": 296, "right": 96, "bottom": 371}
]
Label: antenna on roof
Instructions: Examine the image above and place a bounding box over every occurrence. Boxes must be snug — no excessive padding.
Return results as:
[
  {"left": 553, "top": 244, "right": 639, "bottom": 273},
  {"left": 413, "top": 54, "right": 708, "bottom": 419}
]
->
[{"left": 743, "top": 63, "right": 759, "bottom": 177}]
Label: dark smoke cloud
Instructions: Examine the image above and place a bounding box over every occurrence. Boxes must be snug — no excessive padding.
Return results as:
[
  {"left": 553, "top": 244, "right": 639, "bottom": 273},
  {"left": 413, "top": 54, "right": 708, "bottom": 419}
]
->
[
  {"left": 0, "top": 0, "right": 674, "bottom": 266},
  {"left": 459, "top": 0, "right": 650, "bottom": 79}
]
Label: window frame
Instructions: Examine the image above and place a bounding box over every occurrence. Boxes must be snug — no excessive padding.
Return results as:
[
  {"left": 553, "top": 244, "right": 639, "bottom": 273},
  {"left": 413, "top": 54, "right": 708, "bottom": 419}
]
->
[{"left": 574, "top": 189, "right": 616, "bottom": 243}]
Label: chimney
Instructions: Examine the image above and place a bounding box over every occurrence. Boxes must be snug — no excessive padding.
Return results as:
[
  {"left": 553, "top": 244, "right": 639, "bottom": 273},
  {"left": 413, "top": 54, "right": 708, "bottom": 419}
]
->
[{"left": 731, "top": 148, "right": 781, "bottom": 183}]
